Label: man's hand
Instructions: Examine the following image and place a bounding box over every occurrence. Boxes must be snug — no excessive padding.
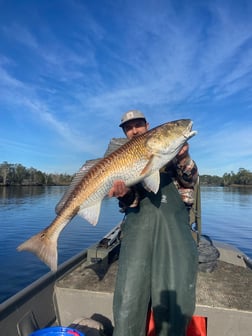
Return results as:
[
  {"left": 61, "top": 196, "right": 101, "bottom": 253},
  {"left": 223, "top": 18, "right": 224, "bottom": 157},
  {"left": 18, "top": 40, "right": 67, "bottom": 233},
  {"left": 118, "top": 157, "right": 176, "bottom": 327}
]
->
[
  {"left": 177, "top": 142, "right": 189, "bottom": 159},
  {"left": 108, "top": 180, "right": 130, "bottom": 198},
  {"left": 176, "top": 143, "right": 190, "bottom": 166}
]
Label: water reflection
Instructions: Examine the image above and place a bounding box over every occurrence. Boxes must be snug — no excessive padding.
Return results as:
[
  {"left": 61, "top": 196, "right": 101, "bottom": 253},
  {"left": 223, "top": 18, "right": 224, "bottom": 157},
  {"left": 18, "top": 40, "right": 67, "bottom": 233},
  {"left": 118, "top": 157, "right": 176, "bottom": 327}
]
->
[
  {"left": 0, "top": 185, "right": 67, "bottom": 200},
  {"left": 201, "top": 186, "right": 252, "bottom": 259},
  {"left": 201, "top": 185, "right": 252, "bottom": 206},
  {"left": 0, "top": 186, "right": 67, "bottom": 208},
  {"left": 223, "top": 186, "right": 252, "bottom": 195}
]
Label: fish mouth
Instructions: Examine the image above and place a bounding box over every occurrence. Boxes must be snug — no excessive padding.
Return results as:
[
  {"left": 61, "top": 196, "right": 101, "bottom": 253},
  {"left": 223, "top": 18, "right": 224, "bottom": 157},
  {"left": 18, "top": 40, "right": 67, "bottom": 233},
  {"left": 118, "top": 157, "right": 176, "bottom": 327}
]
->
[
  {"left": 187, "top": 120, "right": 193, "bottom": 131},
  {"left": 184, "top": 120, "right": 197, "bottom": 140}
]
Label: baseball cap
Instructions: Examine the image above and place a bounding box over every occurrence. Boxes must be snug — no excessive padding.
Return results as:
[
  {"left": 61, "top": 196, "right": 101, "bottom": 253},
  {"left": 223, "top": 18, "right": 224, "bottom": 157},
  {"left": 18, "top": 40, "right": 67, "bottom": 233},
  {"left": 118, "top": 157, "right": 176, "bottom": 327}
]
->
[{"left": 119, "top": 110, "right": 146, "bottom": 127}]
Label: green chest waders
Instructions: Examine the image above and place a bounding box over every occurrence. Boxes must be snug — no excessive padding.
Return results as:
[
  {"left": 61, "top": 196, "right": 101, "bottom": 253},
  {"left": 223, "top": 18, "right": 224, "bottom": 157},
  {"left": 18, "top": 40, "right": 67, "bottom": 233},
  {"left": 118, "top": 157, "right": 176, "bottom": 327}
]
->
[{"left": 113, "top": 173, "right": 198, "bottom": 336}]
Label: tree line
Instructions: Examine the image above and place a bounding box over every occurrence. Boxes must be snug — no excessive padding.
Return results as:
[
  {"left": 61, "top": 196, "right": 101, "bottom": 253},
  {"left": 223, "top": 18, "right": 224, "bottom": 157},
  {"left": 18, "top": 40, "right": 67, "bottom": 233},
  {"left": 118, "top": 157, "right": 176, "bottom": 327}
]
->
[
  {"left": 1, "top": 162, "right": 251, "bottom": 187},
  {"left": 200, "top": 168, "right": 252, "bottom": 186},
  {"left": 0, "top": 162, "right": 73, "bottom": 186}
]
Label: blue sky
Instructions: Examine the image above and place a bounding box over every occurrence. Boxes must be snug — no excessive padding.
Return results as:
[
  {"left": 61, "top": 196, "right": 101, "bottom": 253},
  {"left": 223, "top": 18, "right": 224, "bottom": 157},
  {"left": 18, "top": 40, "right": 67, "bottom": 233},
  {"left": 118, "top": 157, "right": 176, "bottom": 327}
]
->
[{"left": 0, "top": 0, "right": 252, "bottom": 176}]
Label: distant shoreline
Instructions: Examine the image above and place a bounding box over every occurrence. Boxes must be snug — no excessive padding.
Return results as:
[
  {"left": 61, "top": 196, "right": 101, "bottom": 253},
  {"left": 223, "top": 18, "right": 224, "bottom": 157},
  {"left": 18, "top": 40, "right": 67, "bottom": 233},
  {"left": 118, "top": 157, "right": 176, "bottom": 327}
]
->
[
  {"left": 1, "top": 183, "right": 252, "bottom": 188},
  {"left": 228, "top": 184, "right": 252, "bottom": 188},
  {"left": 0, "top": 183, "right": 70, "bottom": 187}
]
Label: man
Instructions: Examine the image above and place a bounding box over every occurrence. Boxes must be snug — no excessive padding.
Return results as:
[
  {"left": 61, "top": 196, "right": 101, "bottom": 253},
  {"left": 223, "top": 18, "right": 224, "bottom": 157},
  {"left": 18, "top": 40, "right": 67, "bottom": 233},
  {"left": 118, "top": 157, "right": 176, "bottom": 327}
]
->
[{"left": 109, "top": 110, "right": 198, "bottom": 336}]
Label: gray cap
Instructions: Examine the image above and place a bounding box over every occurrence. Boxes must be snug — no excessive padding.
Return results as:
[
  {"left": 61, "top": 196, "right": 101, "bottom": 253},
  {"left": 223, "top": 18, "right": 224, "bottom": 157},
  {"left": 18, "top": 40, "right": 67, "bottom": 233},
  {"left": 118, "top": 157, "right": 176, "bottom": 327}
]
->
[{"left": 119, "top": 110, "right": 146, "bottom": 127}]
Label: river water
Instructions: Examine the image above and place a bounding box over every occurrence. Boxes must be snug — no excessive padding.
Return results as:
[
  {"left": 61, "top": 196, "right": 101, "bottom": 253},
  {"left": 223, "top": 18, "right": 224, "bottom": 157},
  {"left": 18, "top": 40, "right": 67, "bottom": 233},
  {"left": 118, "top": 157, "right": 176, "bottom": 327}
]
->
[{"left": 0, "top": 185, "right": 252, "bottom": 303}]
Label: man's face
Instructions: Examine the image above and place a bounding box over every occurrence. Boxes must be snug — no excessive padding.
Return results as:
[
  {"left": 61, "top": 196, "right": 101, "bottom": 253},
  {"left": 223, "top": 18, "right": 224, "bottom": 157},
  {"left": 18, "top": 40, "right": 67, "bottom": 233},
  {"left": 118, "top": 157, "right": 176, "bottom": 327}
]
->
[{"left": 123, "top": 119, "right": 149, "bottom": 140}]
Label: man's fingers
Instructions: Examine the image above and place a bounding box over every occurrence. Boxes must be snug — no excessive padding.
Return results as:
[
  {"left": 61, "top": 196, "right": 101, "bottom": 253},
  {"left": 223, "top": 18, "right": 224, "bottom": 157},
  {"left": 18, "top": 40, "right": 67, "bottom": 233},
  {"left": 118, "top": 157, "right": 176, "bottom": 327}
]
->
[{"left": 108, "top": 180, "right": 128, "bottom": 198}]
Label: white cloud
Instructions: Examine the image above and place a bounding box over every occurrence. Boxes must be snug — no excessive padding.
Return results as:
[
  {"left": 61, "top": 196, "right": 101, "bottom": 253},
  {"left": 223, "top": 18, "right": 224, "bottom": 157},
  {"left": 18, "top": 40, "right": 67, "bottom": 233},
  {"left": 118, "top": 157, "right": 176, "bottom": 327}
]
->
[{"left": 0, "top": 0, "right": 252, "bottom": 174}]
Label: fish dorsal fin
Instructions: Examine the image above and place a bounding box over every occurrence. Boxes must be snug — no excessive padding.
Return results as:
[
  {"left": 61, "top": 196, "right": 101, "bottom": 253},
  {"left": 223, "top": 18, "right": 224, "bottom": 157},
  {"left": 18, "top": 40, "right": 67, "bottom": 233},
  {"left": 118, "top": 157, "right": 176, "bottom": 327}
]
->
[
  {"left": 143, "top": 171, "right": 160, "bottom": 194},
  {"left": 103, "top": 138, "right": 128, "bottom": 157},
  {"left": 55, "top": 158, "right": 101, "bottom": 214},
  {"left": 78, "top": 201, "right": 102, "bottom": 226}
]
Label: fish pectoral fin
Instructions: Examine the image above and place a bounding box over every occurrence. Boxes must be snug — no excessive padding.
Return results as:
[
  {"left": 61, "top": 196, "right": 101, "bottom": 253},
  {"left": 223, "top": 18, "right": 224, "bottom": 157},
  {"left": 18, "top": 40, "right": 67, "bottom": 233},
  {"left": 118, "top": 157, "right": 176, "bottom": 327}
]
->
[
  {"left": 78, "top": 201, "right": 102, "bottom": 226},
  {"left": 140, "top": 155, "right": 154, "bottom": 176},
  {"left": 143, "top": 171, "right": 160, "bottom": 194},
  {"left": 140, "top": 155, "right": 160, "bottom": 194}
]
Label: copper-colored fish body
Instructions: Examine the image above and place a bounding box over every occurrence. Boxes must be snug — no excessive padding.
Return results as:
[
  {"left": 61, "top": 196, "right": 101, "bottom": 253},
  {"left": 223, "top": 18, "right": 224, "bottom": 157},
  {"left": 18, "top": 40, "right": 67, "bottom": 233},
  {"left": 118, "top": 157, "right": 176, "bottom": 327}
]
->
[{"left": 17, "top": 119, "right": 197, "bottom": 270}]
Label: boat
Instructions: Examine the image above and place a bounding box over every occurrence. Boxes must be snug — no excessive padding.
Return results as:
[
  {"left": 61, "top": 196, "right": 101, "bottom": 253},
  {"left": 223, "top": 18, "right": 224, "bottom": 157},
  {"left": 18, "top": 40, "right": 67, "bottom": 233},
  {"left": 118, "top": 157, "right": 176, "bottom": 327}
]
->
[
  {"left": 1, "top": 172, "right": 252, "bottom": 336},
  {"left": 0, "top": 219, "right": 251, "bottom": 336}
]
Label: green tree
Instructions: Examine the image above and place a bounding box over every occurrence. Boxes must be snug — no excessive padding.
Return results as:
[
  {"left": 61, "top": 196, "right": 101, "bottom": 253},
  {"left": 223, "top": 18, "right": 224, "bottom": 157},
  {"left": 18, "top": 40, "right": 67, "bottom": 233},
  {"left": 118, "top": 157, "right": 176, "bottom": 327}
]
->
[
  {"left": 0, "top": 161, "right": 10, "bottom": 185},
  {"left": 15, "top": 164, "right": 28, "bottom": 184},
  {"left": 236, "top": 168, "right": 252, "bottom": 185}
]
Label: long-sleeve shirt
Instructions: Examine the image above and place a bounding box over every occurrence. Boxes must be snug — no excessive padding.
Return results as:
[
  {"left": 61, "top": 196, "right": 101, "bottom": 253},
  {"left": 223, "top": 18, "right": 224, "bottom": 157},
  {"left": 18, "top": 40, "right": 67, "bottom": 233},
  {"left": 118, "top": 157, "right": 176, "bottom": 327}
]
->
[{"left": 166, "top": 155, "right": 198, "bottom": 205}]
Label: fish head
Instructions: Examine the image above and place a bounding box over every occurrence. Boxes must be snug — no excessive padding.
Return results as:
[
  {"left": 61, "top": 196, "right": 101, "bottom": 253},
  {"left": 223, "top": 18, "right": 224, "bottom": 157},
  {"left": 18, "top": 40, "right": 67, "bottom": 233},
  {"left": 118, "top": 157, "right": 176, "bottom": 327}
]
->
[{"left": 145, "top": 119, "right": 197, "bottom": 157}]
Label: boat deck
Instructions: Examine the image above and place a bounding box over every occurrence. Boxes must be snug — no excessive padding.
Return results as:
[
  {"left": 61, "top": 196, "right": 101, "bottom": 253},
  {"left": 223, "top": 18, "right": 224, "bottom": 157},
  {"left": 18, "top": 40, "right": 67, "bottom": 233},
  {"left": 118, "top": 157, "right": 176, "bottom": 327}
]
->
[
  {"left": 55, "top": 247, "right": 252, "bottom": 336},
  {"left": 196, "top": 260, "right": 252, "bottom": 311},
  {"left": 57, "top": 259, "right": 252, "bottom": 311}
]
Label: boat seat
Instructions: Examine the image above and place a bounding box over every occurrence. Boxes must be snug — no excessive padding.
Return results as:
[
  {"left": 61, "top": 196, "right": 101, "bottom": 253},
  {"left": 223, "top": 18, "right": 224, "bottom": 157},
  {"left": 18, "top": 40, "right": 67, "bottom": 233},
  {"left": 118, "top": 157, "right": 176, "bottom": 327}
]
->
[{"left": 17, "top": 311, "right": 39, "bottom": 336}]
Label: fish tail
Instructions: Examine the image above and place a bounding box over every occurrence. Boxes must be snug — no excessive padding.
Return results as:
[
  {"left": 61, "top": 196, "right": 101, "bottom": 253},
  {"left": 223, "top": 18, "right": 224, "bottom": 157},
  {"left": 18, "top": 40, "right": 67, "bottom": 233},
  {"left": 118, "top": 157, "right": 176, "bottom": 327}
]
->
[{"left": 17, "top": 229, "right": 58, "bottom": 271}]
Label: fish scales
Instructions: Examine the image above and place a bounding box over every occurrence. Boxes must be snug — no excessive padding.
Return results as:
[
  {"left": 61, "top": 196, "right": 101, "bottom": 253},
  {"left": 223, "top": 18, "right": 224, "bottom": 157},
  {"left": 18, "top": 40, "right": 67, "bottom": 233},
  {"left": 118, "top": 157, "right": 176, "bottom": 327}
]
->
[
  {"left": 17, "top": 119, "right": 197, "bottom": 270},
  {"left": 71, "top": 139, "right": 147, "bottom": 204},
  {"left": 72, "top": 134, "right": 150, "bottom": 203}
]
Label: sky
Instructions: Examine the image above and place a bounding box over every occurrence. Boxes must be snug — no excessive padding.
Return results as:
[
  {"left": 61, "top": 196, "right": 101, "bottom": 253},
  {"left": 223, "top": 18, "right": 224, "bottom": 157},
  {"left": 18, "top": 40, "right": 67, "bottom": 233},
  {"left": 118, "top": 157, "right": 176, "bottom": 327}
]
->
[{"left": 0, "top": 0, "right": 252, "bottom": 177}]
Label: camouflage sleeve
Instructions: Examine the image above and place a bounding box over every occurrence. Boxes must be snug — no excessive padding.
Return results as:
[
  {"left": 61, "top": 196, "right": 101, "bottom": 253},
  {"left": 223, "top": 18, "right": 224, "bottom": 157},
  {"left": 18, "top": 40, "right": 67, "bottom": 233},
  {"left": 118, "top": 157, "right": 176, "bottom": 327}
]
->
[{"left": 173, "top": 155, "right": 198, "bottom": 188}]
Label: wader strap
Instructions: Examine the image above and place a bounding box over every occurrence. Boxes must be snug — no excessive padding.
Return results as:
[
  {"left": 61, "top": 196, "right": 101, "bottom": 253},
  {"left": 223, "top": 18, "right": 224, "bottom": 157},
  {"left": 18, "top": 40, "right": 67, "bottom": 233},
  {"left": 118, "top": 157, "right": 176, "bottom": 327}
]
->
[{"left": 189, "top": 176, "right": 202, "bottom": 244}]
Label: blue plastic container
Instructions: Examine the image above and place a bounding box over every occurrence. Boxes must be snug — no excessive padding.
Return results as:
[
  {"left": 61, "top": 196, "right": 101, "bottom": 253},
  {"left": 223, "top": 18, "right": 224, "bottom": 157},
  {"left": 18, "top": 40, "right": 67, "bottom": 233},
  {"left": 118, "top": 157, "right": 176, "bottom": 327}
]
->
[{"left": 29, "top": 326, "right": 85, "bottom": 336}]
